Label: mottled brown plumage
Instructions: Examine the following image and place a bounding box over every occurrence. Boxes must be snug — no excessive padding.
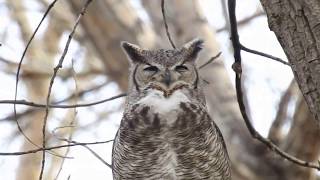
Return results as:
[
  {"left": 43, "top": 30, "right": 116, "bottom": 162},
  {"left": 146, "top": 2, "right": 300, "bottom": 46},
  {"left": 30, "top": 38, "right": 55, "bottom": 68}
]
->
[{"left": 112, "top": 39, "right": 231, "bottom": 180}]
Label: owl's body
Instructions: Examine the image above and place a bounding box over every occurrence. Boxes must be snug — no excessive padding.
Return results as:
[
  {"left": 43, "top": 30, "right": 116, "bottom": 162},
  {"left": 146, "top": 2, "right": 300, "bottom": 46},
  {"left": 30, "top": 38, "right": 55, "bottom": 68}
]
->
[{"left": 112, "top": 39, "right": 231, "bottom": 180}]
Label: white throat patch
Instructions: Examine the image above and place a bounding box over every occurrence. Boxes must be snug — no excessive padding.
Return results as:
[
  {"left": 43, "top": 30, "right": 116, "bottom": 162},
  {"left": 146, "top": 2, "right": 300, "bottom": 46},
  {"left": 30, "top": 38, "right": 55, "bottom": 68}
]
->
[{"left": 137, "top": 89, "right": 190, "bottom": 119}]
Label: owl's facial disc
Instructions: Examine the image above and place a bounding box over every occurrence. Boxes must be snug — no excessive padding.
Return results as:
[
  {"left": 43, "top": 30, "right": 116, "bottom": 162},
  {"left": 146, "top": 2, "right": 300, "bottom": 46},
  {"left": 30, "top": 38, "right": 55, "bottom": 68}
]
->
[
  {"left": 122, "top": 39, "right": 204, "bottom": 97},
  {"left": 136, "top": 63, "right": 195, "bottom": 97}
]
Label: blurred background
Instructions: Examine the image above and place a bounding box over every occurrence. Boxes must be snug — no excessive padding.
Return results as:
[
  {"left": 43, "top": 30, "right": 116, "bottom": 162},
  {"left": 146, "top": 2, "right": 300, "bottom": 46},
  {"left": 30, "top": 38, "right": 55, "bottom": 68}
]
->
[{"left": 0, "top": 0, "right": 319, "bottom": 179}]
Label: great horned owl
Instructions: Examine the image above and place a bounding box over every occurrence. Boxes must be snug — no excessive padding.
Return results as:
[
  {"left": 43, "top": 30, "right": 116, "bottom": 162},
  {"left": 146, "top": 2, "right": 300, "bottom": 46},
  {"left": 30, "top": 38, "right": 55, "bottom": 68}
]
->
[{"left": 112, "top": 39, "right": 231, "bottom": 180}]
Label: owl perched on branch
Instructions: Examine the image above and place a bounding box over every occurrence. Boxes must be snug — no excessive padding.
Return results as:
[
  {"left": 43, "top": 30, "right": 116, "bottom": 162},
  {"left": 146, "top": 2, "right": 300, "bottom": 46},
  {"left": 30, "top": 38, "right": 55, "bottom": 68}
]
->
[{"left": 112, "top": 39, "right": 231, "bottom": 180}]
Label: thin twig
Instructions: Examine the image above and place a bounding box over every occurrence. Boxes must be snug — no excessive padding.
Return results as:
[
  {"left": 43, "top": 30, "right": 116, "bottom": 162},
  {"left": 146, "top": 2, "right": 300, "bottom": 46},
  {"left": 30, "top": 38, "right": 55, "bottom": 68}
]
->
[
  {"left": 198, "top": 52, "right": 222, "bottom": 69},
  {"left": 0, "top": 93, "right": 126, "bottom": 109},
  {"left": 240, "top": 44, "right": 290, "bottom": 66},
  {"left": 228, "top": 0, "right": 320, "bottom": 171},
  {"left": 56, "top": 135, "right": 113, "bottom": 169},
  {"left": 0, "top": 81, "right": 110, "bottom": 122},
  {"left": 13, "top": 0, "right": 58, "bottom": 154},
  {"left": 161, "top": 0, "right": 176, "bottom": 49},
  {"left": 52, "top": 125, "right": 112, "bottom": 169},
  {"left": 53, "top": 62, "right": 112, "bottom": 171},
  {"left": 39, "top": 1, "right": 93, "bottom": 179},
  {"left": 0, "top": 140, "right": 113, "bottom": 156},
  {"left": 81, "top": 145, "right": 112, "bottom": 169},
  {"left": 54, "top": 59, "right": 79, "bottom": 180},
  {"left": 55, "top": 81, "right": 109, "bottom": 104},
  {"left": 52, "top": 125, "right": 75, "bottom": 179}
]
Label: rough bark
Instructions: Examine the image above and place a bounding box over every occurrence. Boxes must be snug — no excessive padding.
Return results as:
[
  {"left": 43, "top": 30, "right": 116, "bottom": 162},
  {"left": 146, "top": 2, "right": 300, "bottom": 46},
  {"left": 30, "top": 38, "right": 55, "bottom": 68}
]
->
[{"left": 260, "top": 0, "right": 320, "bottom": 124}]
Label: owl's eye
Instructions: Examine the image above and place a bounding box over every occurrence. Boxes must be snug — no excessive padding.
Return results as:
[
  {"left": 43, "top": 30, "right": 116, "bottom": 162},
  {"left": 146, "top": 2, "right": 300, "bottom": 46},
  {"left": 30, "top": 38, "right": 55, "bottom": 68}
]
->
[
  {"left": 175, "top": 65, "right": 189, "bottom": 73},
  {"left": 143, "top": 66, "right": 159, "bottom": 73}
]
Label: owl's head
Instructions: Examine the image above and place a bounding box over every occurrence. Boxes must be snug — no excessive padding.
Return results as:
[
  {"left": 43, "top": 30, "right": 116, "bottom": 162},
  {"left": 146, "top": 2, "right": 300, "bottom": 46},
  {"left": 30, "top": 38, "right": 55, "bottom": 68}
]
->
[{"left": 122, "top": 39, "right": 203, "bottom": 98}]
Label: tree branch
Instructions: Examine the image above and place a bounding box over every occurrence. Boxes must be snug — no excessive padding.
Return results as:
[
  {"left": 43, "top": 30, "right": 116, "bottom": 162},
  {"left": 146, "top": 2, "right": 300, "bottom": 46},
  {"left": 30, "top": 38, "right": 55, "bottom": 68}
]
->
[
  {"left": 161, "top": 0, "right": 176, "bottom": 49},
  {"left": 0, "top": 140, "right": 113, "bottom": 156},
  {"left": 228, "top": 0, "right": 320, "bottom": 171},
  {"left": 0, "top": 93, "right": 126, "bottom": 109},
  {"left": 240, "top": 44, "right": 290, "bottom": 66},
  {"left": 13, "top": 0, "right": 59, "bottom": 157},
  {"left": 39, "top": 0, "right": 93, "bottom": 179},
  {"left": 198, "top": 52, "right": 222, "bottom": 69}
]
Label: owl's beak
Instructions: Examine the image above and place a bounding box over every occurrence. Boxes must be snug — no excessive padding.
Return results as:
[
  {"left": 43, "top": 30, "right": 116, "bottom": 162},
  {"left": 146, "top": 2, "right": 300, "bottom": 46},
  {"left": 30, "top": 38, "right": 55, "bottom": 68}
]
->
[{"left": 163, "top": 69, "right": 171, "bottom": 87}]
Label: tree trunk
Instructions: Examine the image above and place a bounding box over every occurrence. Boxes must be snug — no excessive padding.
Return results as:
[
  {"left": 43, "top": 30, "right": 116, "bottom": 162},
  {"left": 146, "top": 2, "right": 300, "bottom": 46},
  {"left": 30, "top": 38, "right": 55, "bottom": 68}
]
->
[{"left": 260, "top": 0, "right": 320, "bottom": 124}]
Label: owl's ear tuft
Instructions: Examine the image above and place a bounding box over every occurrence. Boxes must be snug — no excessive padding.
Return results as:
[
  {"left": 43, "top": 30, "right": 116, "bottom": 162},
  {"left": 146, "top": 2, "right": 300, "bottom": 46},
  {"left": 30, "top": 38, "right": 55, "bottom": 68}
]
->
[
  {"left": 182, "top": 38, "right": 204, "bottom": 61},
  {"left": 121, "top": 41, "right": 146, "bottom": 64}
]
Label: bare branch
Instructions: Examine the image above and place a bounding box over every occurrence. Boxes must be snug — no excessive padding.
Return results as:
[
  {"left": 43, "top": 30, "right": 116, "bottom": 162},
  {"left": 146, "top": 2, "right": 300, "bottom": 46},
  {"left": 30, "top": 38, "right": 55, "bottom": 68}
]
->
[
  {"left": 240, "top": 44, "right": 290, "bottom": 66},
  {"left": 82, "top": 144, "right": 112, "bottom": 169},
  {"left": 0, "top": 140, "right": 113, "bottom": 156},
  {"left": 53, "top": 129, "right": 113, "bottom": 170},
  {"left": 228, "top": 0, "right": 320, "bottom": 171},
  {"left": 198, "top": 52, "right": 222, "bottom": 69},
  {"left": 13, "top": 0, "right": 58, "bottom": 155},
  {"left": 0, "top": 93, "right": 126, "bottom": 109},
  {"left": 0, "top": 81, "right": 110, "bottom": 122},
  {"left": 39, "top": 0, "right": 93, "bottom": 179},
  {"left": 161, "top": 0, "right": 176, "bottom": 49},
  {"left": 54, "top": 59, "right": 79, "bottom": 180}
]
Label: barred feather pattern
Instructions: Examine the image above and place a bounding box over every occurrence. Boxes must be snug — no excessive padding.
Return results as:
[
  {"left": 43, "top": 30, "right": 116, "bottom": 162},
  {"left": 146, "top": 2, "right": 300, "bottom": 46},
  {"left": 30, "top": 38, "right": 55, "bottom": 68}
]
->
[{"left": 112, "top": 102, "right": 231, "bottom": 180}]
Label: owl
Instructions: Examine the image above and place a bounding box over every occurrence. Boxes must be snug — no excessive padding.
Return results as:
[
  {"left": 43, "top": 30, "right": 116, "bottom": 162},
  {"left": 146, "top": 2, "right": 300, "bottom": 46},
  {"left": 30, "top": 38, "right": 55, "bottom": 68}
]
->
[{"left": 112, "top": 39, "right": 231, "bottom": 180}]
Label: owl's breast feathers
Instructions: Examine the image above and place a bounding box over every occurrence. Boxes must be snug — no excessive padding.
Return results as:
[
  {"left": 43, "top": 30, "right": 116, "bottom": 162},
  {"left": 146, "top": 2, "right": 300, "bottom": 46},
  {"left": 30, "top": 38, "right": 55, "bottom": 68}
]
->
[{"left": 112, "top": 90, "right": 231, "bottom": 180}]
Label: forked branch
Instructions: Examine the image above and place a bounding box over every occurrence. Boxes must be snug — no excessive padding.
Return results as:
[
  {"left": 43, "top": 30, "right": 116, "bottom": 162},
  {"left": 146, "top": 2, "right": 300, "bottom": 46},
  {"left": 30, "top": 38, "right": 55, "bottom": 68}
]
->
[{"left": 228, "top": 0, "right": 320, "bottom": 171}]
